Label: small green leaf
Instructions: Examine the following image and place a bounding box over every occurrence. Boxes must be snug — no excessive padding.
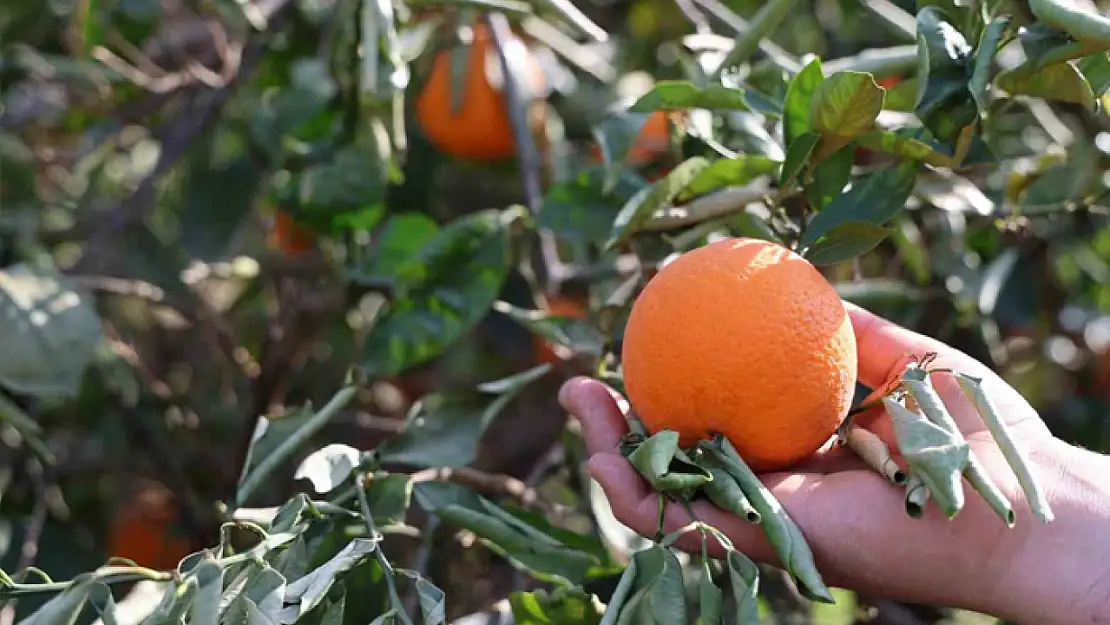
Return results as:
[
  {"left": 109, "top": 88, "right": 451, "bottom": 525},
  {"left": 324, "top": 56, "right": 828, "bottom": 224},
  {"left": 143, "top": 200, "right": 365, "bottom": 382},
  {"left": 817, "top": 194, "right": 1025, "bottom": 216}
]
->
[
  {"left": 809, "top": 71, "right": 885, "bottom": 141},
  {"left": 969, "top": 15, "right": 1011, "bottom": 112},
  {"left": 996, "top": 62, "right": 1097, "bottom": 110},
  {"left": 605, "top": 157, "right": 713, "bottom": 249},
  {"left": 779, "top": 132, "right": 819, "bottom": 187},
  {"left": 598, "top": 561, "right": 638, "bottom": 625},
  {"left": 87, "top": 584, "right": 121, "bottom": 625},
  {"left": 801, "top": 160, "right": 917, "bottom": 247},
  {"left": 726, "top": 550, "right": 760, "bottom": 625},
  {"left": 804, "top": 222, "right": 896, "bottom": 265},
  {"left": 1029, "top": 0, "right": 1110, "bottom": 48},
  {"left": 804, "top": 145, "right": 853, "bottom": 212},
  {"left": 615, "top": 546, "right": 687, "bottom": 625},
  {"left": 350, "top": 212, "right": 440, "bottom": 288},
  {"left": 855, "top": 129, "right": 954, "bottom": 167},
  {"left": 783, "top": 58, "right": 825, "bottom": 149},
  {"left": 629, "top": 81, "right": 756, "bottom": 113},
  {"left": 365, "top": 473, "right": 414, "bottom": 526},
  {"left": 395, "top": 570, "right": 447, "bottom": 624},
  {"left": 494, "top": 301, "right": 606, "bottom": 358},
  {"left": 700, "top": 466, "right": 760, "bottom": 523},
  {"left": 537, "top": 167, "right": 646, "bottom": 247},
  {"left": 676, "top": 155, "right": 781, "bottom": 202},
  {"left": 1079, "top": 52, "right": 1110, "bottom": 96},
  {"left": 509, "top": 586, "right": 604, "bottom": 625}
]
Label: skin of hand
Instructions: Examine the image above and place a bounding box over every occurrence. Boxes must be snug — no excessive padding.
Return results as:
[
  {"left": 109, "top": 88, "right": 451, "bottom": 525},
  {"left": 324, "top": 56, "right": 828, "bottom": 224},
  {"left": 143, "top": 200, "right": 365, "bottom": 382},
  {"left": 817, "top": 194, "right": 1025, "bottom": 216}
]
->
[{"left": 560, "top": 302, "right": 1110, "bottom": 625}]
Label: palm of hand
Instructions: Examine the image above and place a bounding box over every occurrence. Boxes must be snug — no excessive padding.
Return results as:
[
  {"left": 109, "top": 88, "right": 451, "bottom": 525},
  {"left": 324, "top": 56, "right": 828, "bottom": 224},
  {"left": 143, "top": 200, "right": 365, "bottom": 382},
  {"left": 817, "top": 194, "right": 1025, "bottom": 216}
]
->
[{"left": 561, "top": 303, "right": 1057, "bottom": 615}]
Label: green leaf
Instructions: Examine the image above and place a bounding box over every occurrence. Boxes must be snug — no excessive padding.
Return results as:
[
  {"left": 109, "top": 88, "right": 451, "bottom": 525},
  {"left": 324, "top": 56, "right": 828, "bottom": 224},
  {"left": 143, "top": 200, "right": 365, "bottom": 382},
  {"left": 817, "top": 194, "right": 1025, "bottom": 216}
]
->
[
  {"left": 0, "top": 263, "right": 102, "bottom": 399},
  {"left": 915, "top": 6, "right": 978, "bottom": 142},
  {"left": 1079, "top": 52, "right": 1110, "bottom": 95},
  {"left": 284, "top": 538, "right": 377, "bottom": 620},
  {"left": 537, "top": 167, "right": 645, "bottom": 247},
  {"left": 592, "top": 110, "right": 659, "bottom": 192},
  {"left": 493, "top": 301, "right": 606, "bottom": 358},
  {"left": 779, "top": 132, "right": 819, "bottom": 187},
  {"left": 350, "top": 212, "right": 440, "bottom": 287},
  {"left": 1029, "top": 0, "right": 1110, "bottom": 48},
  {"left": 801, "top": 160, "right": 917, "bottom": 247},
  {"left": 629, "top": 81, "right": 757, "bottom": 113},
  {"left": 726, "top": 550, "right": 760, "bottom": 625},
  {"left": 809, "top": 71, "right": 885, "bottom": 142},
  {"left": 804, "top": 222, "right": 896, "bottom": 265},
  {"left": 86, "top": 584, "right": 121, "bottom": 625},
  {"left": 996, "top": 62, "right": 1097, "bottom": 110},
  {"left": 696, "top": 561, "right": 722, "bottom": 625},
  {"left": 615, "top": 546, "right": 687, "bottom": 625},
  {"left": 804, "top": 145, "right": 853, "bottom": 212},
  {"left": 605, "top": 157, "right": 713, "bottom": 249},
  {"left": 783, "top": 58, "right": 825, "bottom": 149},
  {"left": 365, "top": 474, "right": 414, "bottom": 527},
  {"left": 855, "top": 129, "right": 955, "bottom": 168},
  {"left": 676, "top": 155, "right": 781, "bottom": 202},
  {"left": 377, "top": 364, "right": 548, "bottom": 468},
  {"left": 396, "top": 570, "right": 446, "bottom": 624},
  {"left": 436, "top": 503, "right": 596, "bottom": 585},
  {"left": 625, "top": 430, "right": 713, "bottom": 494},
  {"left": 882, "top": 397, "right": 970, "bottom": 518},
  {"left": 18, "top": 577, "right": 96, "bottom": 625},
  {"left": 598, "top": 561, "right": 638, "bottom": 625},
  {"left": 969, "top": 15, "right": 1011, "bottom": 112},
  {"left": 361, "top": 208, "right": 518, "bottom": 378},
  {"left": 189, "top": 562, "right": 224, "bottom": 625},
  {"left": 509, "top": 586, "right": 604, "bottom": 625}
]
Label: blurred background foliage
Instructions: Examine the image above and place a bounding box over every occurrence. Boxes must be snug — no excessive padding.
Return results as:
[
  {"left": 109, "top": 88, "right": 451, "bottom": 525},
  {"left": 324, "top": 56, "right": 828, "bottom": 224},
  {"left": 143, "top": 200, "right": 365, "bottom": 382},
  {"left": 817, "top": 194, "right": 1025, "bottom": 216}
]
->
[{"left": 1, "top": 0, "right": 1109, "bottom": 623}]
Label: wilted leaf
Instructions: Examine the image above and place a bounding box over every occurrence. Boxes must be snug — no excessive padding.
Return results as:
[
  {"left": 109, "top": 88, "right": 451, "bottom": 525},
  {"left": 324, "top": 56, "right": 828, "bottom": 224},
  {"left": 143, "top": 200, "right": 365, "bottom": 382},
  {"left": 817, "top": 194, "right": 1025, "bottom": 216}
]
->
[
  {"left": 189, "top": 562, "right": 224, "bottom": 625},
  {"left": 676, "top": 155, "right": 780, "bottom": 202},
  {"left": 614, "top": 545, "right": 687, "bottom": 625},
  {"left": 605, "top": 157, "right": 712, "bottom": 249},
  {"left": 282, "top": 539, "right": 377, "bottom": 622},
  {"left": 361, "top": 208, "right": 518, "bottom": 378},
  {"left": 727, "top": 550, "right": 760, "bottom": 624},
  {"left": 294, "top": 444, "right": 361, "bottom": 494},
  {"left": 86, "top": 584, "right": 121, "bottom": 625},
  {"left": 625, "top": 430, "right": 712, "bottom": 494},
  {"left": 801, "top": 160, "right": 917, "bottom": 247},
  {"left": 882, "top": 397, "right": 969, "bottom": 518},
  {"left": 697, "top": 561, "right": 722, "bottom": 625},
  {"left": 0, "top": 263, "right": 102, "bottom": 399},
  {"left": 395, "top": 570, "right": 446, "bottom": 625},
  {"left": 804, "top": 222, "right": 896, "bottom": 265}
]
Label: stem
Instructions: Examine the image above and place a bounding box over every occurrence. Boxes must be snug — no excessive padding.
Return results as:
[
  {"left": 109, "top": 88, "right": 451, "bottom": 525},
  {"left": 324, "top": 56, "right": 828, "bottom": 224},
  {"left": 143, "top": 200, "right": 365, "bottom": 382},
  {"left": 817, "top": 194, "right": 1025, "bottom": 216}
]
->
[
  {"left": 355, "top": 472, "right": 415, "bottom": 625},
  {"left": 1029, "top": 0, "right": 1110, "bottom": 47},
  {"left": 234, "top": 385, "right": 358, "bottom": 508},
  {"left": 712, "top": 0, "right": 805, "bottom": 80},
  {"left": 0, "top": 567, "right": 173, "bottom": 599}
]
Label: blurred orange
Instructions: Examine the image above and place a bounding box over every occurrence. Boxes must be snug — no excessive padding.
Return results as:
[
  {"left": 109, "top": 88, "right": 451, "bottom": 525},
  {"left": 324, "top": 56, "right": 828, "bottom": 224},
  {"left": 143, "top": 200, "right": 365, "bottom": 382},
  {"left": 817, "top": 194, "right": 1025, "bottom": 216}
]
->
[
  {"left": 107, "top": 480, "right": 193, "bottom": 571},
  {"left": 532, "top": 293, "right": 588, "bottom": 366},
  {"left": 267, "top": 209, "right": 317, "bottom": 256}
]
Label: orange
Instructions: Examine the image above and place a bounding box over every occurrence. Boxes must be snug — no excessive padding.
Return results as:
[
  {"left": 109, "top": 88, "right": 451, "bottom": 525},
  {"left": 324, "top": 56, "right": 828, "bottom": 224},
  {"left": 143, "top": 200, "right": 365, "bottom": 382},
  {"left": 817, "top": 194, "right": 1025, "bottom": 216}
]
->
[
  {"left": 620, "top": 237, "right": 858, "bottom": 472},
  {"left": 588, "top": 110, "right": 672, "bottom": 170},
  {"left": 107, "top": 480, "right": 193, "bottom": 571},
  {"left": 267, "top": 209, "right": 317, "bottom": 256},
  {"left": 533, "top": 293, "right": 588, "bottom": 365},
  {"left": 415, "top": 24, "right": 547, "bottom": 161}
]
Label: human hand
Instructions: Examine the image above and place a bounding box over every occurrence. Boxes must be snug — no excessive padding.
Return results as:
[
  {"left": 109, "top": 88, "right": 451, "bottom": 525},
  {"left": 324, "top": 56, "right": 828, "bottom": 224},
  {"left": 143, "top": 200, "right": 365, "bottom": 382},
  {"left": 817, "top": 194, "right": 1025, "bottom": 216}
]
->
[{"left": 560, "top": 303, "right": 1110, "bottom": 624}]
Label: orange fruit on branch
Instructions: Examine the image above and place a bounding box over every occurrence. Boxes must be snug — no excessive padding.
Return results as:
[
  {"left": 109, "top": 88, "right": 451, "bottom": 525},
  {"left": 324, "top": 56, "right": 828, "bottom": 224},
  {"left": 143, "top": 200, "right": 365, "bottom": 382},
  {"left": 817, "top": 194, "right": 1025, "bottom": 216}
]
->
[
  {"left": 415, "top": 24, "right": 547, "bottom": 162},
  {"left": 620, "top": 238, "right": 858, "bottom": 472}
]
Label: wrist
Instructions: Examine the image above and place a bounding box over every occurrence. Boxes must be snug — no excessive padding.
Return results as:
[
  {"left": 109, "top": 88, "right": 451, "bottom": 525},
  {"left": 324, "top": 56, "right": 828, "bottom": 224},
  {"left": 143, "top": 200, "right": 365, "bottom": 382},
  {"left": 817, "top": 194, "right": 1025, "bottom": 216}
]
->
[{"left": 987, "top": 438, "right": 1110, "bottom": 624}]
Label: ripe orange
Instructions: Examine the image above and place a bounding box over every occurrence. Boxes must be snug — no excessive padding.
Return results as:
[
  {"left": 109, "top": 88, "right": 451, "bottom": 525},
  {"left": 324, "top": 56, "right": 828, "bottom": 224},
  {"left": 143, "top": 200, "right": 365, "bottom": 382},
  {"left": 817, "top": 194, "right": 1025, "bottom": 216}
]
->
[
  {"left": 415, "top": 24, "right": 547, "bottom": 161},
  {"left": 267, "top": 209, "right": 317, "bottom": 256},
  {"left": 107, "top": 480, "right": 193, "bottom": 571},
  {"left": 620, "top": 238, "right": 858, "bottom": 472}
]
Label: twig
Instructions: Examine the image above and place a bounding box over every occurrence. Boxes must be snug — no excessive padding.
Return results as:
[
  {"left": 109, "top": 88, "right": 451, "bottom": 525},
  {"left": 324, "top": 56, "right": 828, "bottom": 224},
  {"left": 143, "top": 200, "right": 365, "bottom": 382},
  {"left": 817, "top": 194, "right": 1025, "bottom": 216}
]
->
[
  {"left": 640, "top": 182, "right": 787, "bottom": 231},
  {"left": 861, "top": 0, "right": 918, "bottom": 40},
  {"left": 485, "top": 12, "right": 544, "bottom": 215},
  {"left": 407, "top": 466, "right": 546, "bottom": 511},
  {"left": 690, "top": 0, "right": 800, "bottom": 72}
]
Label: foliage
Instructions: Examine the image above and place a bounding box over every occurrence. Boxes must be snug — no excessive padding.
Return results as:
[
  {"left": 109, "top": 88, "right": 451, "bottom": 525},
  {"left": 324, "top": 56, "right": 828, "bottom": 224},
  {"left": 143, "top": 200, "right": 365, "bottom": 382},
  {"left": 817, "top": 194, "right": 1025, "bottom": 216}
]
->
[{"left": 3, "top": 0, "right": 1110, "bottom": 623}]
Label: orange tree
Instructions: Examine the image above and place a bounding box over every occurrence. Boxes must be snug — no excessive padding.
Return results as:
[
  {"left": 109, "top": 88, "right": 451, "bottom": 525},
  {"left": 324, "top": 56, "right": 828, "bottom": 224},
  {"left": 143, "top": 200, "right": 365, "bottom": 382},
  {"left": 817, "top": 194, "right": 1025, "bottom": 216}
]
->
[{"left": 2, "top": 0, "right": 1110, "bottom": 623}]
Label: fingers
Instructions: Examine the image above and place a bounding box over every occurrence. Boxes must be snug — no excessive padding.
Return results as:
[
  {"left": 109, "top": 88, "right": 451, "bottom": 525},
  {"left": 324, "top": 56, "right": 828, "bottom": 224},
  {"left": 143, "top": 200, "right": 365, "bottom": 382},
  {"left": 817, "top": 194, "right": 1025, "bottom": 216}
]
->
[
  {"left": 845, "top": 302, "right": 988, "bottom": 390},
  {"left": 559, "top": 376, "right": 630, "bottom": 457}
]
